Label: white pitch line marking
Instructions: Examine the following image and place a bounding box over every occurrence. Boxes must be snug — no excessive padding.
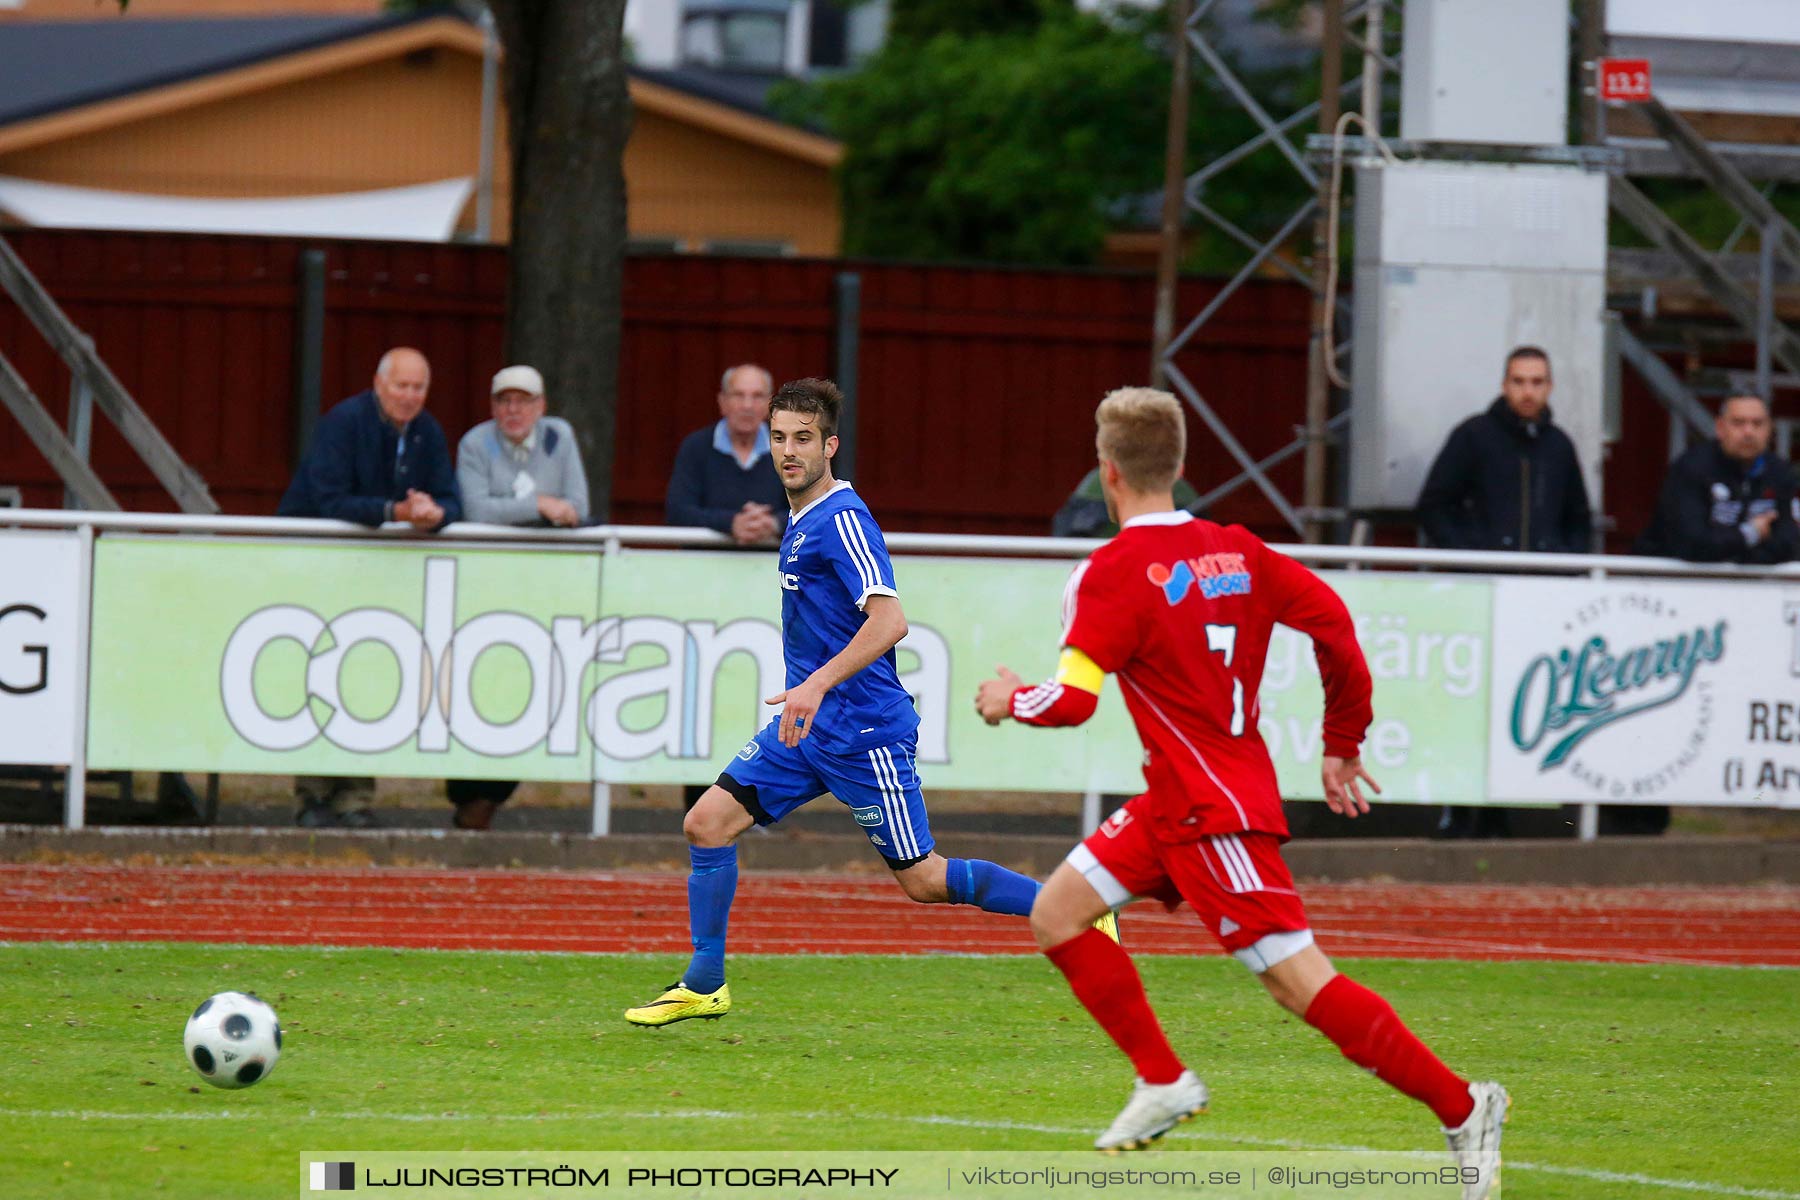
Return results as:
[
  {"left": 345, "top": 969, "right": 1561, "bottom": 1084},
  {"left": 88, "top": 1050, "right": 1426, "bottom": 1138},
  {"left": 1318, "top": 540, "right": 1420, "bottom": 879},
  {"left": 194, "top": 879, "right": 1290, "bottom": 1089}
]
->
[{"left": 0, "top": 1107, "right": 1790, "bottom": 1198}]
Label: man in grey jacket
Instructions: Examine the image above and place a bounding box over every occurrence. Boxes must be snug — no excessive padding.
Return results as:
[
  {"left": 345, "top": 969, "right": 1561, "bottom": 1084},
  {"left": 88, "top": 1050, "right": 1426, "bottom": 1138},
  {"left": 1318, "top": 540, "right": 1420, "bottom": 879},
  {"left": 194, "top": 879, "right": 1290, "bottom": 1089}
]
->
[
  {"left": 457, "top": 365, "right": 589, "bottom": 528},
  {"left": 448, "top": 365, "right": 591, "bottom": 829}
]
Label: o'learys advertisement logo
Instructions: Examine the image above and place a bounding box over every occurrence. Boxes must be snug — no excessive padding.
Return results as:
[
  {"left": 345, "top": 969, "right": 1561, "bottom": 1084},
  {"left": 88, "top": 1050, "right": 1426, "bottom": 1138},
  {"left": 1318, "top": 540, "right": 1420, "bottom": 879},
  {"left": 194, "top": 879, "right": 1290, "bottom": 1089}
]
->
[{"left": 1509, "top": 598, "right": 1724, "bottom": 795}]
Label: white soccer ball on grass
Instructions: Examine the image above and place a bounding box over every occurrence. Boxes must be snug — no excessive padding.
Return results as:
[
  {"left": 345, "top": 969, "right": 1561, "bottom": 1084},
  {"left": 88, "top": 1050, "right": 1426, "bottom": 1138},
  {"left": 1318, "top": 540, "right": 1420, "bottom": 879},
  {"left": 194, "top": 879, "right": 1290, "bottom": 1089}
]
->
[{"left": 183, "top": 991, "right": 282, "bottom": 1089}]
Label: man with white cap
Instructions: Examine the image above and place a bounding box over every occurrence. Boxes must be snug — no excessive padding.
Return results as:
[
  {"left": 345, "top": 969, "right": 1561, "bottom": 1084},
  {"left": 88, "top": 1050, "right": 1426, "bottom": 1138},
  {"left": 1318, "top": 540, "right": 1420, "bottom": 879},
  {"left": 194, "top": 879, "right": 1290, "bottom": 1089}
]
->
[
  {"left": 457, "top": 364, "right": 590, "bottom": 528},
  {"left": 447, "top": 365, "right": 591, "bottom": 830}
]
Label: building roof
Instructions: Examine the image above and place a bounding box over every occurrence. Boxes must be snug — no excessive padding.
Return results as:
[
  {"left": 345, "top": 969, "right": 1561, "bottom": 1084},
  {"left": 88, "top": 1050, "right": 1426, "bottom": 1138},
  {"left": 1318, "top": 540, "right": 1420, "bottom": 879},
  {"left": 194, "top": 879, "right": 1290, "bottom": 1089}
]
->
[
  {"left": 631, "top": 65, "right": 790, "bottom": 123},
  {"left": 0, "top": 12, "right": 439, "bottom": 127},
  {"left": 0, "top": 12, "right": 836, "bottom": 159}
]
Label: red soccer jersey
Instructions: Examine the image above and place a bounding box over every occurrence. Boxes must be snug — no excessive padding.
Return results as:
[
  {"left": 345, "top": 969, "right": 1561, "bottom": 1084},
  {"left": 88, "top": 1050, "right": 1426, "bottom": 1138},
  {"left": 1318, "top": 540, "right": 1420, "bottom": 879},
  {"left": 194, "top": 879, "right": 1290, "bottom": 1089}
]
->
[{"left": 1058, "top": 511, "right": 1372, "bottom": 843}]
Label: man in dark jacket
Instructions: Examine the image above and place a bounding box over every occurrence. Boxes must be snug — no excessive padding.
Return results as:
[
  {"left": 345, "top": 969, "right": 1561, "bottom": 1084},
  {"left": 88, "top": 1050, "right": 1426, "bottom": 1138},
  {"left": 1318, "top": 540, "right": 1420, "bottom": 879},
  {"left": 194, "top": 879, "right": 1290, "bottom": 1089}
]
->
[
  {"left": 278, "top": 346, "right": 462, "bottom": 531},
  {"left": 665, "top": 363, "right": 787, "bottom": 546},
  {"left": 1416, "top": 346, "right": 1593, "bottom": 554},
  {"left": 277, "top": 346, "right": 462, "bottom": 828},
  {"left": 1417, "top": 347, "right": 1592, "bottom": 838},
  {"left": 1636, "top": 393, "right": 1799, "bottom": 565}
]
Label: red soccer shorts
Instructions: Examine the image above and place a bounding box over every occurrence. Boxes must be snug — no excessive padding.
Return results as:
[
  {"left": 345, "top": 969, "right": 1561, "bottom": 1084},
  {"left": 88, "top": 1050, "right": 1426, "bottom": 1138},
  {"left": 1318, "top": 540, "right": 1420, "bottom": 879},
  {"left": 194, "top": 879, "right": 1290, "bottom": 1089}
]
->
[{"left": 1068, "top": 797, "right": 1314, "bottom": 971}]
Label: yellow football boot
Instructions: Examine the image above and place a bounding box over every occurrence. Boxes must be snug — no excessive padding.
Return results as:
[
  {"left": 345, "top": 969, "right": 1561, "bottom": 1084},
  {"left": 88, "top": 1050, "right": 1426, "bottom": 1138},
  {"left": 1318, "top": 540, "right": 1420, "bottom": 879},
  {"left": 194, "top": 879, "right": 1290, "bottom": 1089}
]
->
[{"left": 624, "top": 980, "right": 731, "bottom": 1027}]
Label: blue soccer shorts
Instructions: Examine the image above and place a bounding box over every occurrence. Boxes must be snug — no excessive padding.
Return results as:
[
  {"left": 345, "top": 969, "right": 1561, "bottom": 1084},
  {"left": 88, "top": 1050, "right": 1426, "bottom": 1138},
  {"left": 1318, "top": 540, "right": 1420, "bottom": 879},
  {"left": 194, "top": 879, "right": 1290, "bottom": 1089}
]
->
[{"left": 717, "top": 719, "right": 935, "bottom": 869}]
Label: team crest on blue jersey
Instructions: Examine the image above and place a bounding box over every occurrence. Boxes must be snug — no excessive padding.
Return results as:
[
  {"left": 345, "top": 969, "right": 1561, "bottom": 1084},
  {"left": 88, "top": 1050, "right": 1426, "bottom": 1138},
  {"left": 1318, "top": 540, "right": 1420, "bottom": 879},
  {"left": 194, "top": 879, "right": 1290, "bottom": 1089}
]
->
[
  {"left": 786, "top": 531, "right": 806, "bottom": 563},
  {"left": 1146, "top": 553, "right": 1251, "bottom": 604}
]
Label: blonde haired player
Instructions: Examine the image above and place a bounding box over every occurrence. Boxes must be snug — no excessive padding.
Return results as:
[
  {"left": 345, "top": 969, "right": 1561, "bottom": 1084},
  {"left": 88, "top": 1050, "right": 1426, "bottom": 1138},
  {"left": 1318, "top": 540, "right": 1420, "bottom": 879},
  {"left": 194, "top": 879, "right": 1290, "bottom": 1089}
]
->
[{"left": 975, "top": 387, "right": 1508, "bottom": 1198}]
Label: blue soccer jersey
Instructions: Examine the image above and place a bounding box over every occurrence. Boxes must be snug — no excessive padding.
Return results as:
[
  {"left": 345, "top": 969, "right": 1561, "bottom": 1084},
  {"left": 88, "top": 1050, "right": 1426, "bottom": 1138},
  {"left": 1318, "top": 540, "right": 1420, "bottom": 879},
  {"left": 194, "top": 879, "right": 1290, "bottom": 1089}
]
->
[{"left": 777, "top": 482, "right": 920, "bottom": 753}]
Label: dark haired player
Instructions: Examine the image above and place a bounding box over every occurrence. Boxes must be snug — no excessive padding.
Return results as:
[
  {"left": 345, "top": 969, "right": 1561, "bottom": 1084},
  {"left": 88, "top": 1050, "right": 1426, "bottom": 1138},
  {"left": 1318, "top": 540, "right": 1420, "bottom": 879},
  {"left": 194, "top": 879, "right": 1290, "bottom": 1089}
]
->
[{"left": 628, "top": 378, "right": 1112, "bottom": 1027}]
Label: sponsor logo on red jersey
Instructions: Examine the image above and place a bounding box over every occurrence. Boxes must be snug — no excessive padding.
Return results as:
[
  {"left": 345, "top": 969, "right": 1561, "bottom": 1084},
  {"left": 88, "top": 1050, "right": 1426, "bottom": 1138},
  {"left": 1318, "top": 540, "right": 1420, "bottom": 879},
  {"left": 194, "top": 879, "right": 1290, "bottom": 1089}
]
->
[{"left": 1145, "top": 553, "right": 1251, "bottom": 604}]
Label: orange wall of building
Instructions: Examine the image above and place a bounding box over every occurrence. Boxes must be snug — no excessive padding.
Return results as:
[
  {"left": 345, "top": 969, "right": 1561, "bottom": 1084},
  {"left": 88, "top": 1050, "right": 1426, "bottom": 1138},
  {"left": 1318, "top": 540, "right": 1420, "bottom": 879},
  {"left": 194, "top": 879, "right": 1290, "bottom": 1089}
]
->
[
  {"left": 0, "top": 49, "right": 840, "bottom": 253},
  {"left": 624, "top": 108, "right": 839, "bottom": 256},
  {"left": 0, "top": 52, "right": 491, "bottom": 198}
]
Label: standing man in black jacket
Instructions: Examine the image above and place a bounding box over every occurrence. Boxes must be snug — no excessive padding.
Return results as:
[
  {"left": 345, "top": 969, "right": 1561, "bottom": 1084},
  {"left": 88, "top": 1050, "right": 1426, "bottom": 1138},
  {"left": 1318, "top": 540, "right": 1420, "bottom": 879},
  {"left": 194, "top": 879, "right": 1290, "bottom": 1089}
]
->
[
  {"left": 1417, "top": 346, "right": 1593, "bottom": 837},
  {"left": 1636, "top": 393, "right": 1800, "bottom": 565},
  {"left": 1416, "top": 346, "right": 1593, "bottom": 555}
]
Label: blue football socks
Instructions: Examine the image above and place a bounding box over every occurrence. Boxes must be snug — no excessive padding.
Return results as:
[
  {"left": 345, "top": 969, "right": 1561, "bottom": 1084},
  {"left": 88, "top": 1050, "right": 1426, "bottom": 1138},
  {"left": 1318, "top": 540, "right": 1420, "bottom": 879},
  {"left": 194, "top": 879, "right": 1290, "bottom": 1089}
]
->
[
  {"left": 944, "top": 857, "right": 1041, "bottom": 916},
  {"left": 682, "top": 844, "right": 738, "bottom": 993}
]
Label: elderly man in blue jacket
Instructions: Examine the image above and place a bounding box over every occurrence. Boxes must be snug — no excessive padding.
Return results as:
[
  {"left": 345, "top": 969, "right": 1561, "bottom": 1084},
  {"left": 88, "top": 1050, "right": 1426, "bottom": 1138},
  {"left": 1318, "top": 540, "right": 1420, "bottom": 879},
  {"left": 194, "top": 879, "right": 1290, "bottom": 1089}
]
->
[
  {"left": 279, "top": 346, "right": 462, "bottom": 531},
  {"left": 277, "top": 346, "right": 462, "bottom": 827}
]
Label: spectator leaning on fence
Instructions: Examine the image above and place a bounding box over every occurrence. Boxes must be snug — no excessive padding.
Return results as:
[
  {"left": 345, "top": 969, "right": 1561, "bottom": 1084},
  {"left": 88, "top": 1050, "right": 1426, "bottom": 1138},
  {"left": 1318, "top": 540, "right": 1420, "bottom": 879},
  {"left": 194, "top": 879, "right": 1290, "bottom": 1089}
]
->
[
  {"left": 277, "top": 345, "right": 463, "bottom": 829},
  {"left": 457, "top": 365, "right": 589, "bottom": 528},
  {"left": 278, "top": 346, "right": 462, "bottom": 531},
  {"left": 665, "top": 362, "right": 788, "bottom": 813},
  {"left": 1635, "top": 393, "right": 1800, "bottom": 566},
  {"left": 665, "top": 363, "right": 787, "bottom": 547},
  {"left": 444, "top": 364, "right": 591, "bottom": 831},
  {"left": 1416, "top": 345, "right": 1592, "bottom": 839},
  {"left": 1415, "top": 345, "right": 1593, "bottom": 555}
]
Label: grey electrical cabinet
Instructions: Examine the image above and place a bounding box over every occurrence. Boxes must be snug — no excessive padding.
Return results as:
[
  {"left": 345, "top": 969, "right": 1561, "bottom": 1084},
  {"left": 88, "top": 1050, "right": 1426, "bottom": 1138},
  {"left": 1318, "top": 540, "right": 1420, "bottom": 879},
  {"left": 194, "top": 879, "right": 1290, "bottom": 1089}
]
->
[
  {"left": 1400, "top": 0, "right": 1569, "bottom": 146},
  {"left": 1348, "top": 159, "right": 1609, "bottom": 514}
]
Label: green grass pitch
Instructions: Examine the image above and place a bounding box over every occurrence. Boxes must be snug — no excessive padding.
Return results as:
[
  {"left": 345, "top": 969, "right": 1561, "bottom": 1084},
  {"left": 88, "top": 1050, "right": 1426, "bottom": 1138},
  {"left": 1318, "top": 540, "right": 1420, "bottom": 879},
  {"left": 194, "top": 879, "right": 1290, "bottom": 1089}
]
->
[{"left": 2, "top": 943, "right": 1795, "bottom": 1199}]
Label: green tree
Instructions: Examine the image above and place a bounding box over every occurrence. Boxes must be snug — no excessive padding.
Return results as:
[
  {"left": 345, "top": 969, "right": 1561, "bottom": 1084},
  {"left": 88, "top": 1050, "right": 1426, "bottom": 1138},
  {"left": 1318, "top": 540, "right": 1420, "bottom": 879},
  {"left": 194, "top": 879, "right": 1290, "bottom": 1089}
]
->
[
  {"left": 781, "top": 1, "right": 1313, "bottom": 268},
  {"left": 783, "top": 6, "right": 1167, "bottom": 264},
  {"left": 886, "top": 0, "right": 1073, "bottom": 45}
]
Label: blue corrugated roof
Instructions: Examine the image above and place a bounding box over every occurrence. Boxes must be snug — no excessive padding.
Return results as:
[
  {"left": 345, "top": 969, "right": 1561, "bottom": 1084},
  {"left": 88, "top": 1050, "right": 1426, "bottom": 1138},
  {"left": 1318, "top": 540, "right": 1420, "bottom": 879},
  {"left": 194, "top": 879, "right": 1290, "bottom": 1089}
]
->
[{"left": 0, "top": 12, "right": 452, "bottom": 127}]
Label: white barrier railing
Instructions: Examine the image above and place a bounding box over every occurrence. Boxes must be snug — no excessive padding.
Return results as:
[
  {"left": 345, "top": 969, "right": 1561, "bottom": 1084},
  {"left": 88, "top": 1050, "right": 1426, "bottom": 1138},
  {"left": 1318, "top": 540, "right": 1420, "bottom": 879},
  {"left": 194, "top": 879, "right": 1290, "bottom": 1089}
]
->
[
  {"left": 14, "top": 504, "right": 1800, "bottom": 576},
  {"left": 4, "top": 507, "right": 1797, "bottom": 839}
]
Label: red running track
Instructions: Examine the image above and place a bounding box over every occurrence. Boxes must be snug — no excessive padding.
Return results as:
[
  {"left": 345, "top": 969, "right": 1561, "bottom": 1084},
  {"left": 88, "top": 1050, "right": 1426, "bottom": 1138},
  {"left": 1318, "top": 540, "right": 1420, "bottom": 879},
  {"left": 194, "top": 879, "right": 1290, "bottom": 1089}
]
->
[{"left": 1, "top": 864, "right": 1796, "bottom": 967}]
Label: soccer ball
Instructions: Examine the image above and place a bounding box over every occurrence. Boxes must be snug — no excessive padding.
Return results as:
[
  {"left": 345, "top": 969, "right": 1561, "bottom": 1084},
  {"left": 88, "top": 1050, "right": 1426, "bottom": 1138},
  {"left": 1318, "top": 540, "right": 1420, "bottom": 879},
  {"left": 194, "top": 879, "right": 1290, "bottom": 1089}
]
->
[{"left": 183, "top": 991, "right": 282, "bottom": 1089}]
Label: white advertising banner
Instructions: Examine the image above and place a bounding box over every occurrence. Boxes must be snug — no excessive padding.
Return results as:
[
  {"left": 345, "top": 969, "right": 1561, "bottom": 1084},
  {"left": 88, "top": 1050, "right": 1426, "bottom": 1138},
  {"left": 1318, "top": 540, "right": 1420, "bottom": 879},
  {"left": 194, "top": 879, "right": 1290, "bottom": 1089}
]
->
[
  {"left": 0, "top": 530, "right": 82, "bottom": 766},
  {"left": 1487, "top": 576, "right": 1800, "bottom": 808}
]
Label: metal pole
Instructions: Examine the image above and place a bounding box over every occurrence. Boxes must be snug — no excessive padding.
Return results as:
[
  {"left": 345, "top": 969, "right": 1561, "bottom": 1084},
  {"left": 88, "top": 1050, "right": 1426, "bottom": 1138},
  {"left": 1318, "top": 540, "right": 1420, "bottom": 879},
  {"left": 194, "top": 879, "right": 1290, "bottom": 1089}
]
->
[
  {"left": 1578, "top": 803, "right": 1599, "bottom": 842},
  {"left": 1302, "top": 0, "right": 1343, "bottom": 544},
  {"left": 590, "top": 780, "right": 611, "bottom": 836},
  {"left": 1578, "top": 0, "right": 1604, "bottom": 147},
  {"left": 1360, "top": 0, "right": 1383, "bottom": 132},
  {"left": 293, "top": 250, "right": 326, "bottom": 464},
  {"left": 64, "top": 521, "right": 94, "bottom": 830},
  {"left": 62, "top": 347, "right": 93, "bottom": 512},
  {"left": 833, "top": 271, "right": 862, "bottom": 480},
  {"left": 1758, "top": 219, "right": 1777, "bottom": 400},
  {"left": 1151, "top": 0, "right": 1192, "bottom": 387},
  {"left": 476, "top": 7, "right": 499, "bottom": 243}
]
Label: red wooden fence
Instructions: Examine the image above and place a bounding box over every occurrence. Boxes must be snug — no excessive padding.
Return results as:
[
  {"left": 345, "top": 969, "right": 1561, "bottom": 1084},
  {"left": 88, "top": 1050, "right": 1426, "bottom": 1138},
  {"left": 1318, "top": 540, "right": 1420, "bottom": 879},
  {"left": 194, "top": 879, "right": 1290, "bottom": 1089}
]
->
[{"left": 0, "top": 228, "right": 1676, "bottom": 544}]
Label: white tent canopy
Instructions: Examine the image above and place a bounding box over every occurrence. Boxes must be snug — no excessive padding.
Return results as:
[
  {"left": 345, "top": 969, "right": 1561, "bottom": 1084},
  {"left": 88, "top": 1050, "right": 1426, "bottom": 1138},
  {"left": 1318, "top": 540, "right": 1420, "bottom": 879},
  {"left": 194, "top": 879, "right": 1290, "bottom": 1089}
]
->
[{"left": 0, "top": 175, "right": 475, "bottom": 241}]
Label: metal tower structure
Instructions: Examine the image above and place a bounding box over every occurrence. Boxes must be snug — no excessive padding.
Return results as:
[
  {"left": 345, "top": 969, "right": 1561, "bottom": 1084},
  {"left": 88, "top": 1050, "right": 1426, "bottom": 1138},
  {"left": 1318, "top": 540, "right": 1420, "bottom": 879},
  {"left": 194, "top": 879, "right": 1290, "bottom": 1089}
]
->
[{"left": 1150, "top": 0, "right": 1378, "bottom": 542}]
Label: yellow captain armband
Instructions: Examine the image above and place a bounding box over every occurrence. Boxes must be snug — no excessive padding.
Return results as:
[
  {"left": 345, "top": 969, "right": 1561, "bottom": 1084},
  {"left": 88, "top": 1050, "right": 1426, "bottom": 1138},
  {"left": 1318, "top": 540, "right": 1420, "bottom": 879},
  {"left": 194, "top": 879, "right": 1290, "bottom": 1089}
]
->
[{"left": 1054, "top": 646, "right": 1106, "bottom": 696}]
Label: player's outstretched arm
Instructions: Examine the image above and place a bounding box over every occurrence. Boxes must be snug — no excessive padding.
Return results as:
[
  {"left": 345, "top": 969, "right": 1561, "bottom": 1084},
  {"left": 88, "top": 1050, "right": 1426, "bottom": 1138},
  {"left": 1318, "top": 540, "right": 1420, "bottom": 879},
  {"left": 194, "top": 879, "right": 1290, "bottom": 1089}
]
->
[
  {"left": 976, "top": 647, "right": 1104, "bottom": 728},
  {"left": 1321, "top": 755, "right": 1380, "bottom": 818},
  {"left": 766, "top": 594, "right": 909, "bottom": 746},
  {"left": 1261, "top": 543, "right": 1373, "bottom": 759}
]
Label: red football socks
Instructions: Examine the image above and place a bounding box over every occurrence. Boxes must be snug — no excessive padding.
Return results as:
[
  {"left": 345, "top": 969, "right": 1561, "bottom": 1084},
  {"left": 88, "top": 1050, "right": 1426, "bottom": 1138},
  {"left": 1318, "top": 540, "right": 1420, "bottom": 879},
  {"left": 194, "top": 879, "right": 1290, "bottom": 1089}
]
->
[
  {"left": 1304, "top": 973, "right": 1474, "bottom": 1128},
  {"left": 1045, "top": 927, "right": 1185, "bottom": 1085}
]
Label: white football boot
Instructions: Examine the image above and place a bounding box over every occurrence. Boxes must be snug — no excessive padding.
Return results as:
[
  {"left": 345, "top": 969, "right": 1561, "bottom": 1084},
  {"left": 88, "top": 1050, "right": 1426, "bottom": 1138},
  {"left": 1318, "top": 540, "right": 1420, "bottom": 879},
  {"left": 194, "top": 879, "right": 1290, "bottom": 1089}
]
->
[
  {"left": 1093, "top": 1070, "right": 1209, "bottom": 1152},
  {"left": 1443, "top": 1080, "right": 1510, "bottom": 1200}
]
